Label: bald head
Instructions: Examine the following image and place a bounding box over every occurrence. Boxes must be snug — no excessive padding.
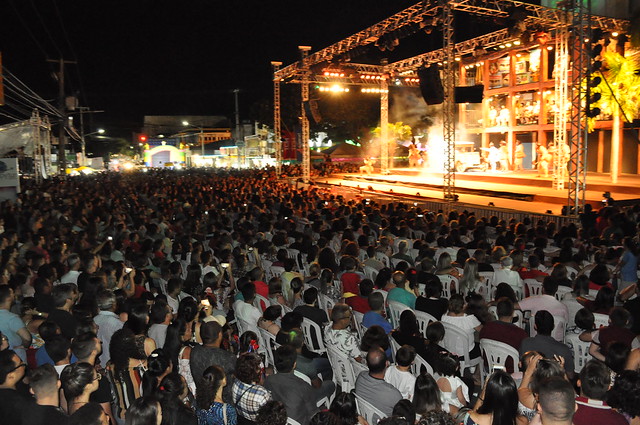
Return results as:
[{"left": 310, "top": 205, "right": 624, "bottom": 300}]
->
[{"left": 366, "top": 346, "right": 388, "bottom": 376}]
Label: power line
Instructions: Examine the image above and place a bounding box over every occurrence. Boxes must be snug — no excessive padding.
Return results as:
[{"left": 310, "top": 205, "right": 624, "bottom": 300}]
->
[
  {"left": 2, "top": 67, "right": 62, "bottom": 117},
  {"left": 28, "top": 0, "right": 63, "bottom": 58},
  {"left": 7, "top": 0, "right": 51, "bottom": 59}
]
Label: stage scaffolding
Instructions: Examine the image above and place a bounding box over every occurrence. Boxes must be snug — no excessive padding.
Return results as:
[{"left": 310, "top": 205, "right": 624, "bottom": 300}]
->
[
  {"left": 271, "top": 61, "right": 283, "bottom": 176},
  {"left": 272, "top": 0, "right": 627, "bottom": 210}
]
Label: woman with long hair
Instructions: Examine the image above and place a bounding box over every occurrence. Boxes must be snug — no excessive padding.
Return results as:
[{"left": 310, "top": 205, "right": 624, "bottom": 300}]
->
[
  {"left": 435, "top": 252, "right": 460, "bottom": 278},
  {"left": 412, "top": 373, "right": 442, "bottom": 418},
  {"left": 163, "top": 318, "right": 197, "bottom": 396},
  {"left": 196, "top": 365, "right": 237, "bottom": 425},
  {"left": 124, "top": 302, "right": 157, "bottom": 356},
  {"left": 329, "top": 392, "right": 367, "bottom": 425},
  {"left": 464, "top": 370, "right": 524, "bottom": 425},
  {"left": 107, "top": 327, "right": 148, "bottom": 422},
  {"left": 125, "top": 396, "right": 163, "bottom": 425},
  {"left": 458, "top": 258, "right": 482, "bottom": 295},
  {"left": 391, "top": 309, "right": 429, "bottom": 359},
  {"left": 141, "top": 349, "right": 172, "bottom": 396},
  {"left": 155, "top": 373, "right": 198, "bottom": 425},
  {"left": 60, "top": 362, "right": 101, "bottom": 414}
]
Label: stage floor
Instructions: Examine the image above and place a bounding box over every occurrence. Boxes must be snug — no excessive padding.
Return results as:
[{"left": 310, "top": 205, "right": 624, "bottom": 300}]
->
[{"left": 321, "top": 169, "right": 640, "bottom": 215}]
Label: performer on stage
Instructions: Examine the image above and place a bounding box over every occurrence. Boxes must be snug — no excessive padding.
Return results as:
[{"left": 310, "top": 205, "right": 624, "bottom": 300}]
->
[
  {"left": 514, "top": 140, "right": 525, "bottom": 171},
  {"left": 488, "top": 143, "right": 500, "bottom": 171},
  {"left": 536, "top": 142, "right": 552, "bottom": 177},
  {"left": 360, "top": 157, "right": 375, "bottom": 175},
  {"left": 408, "top": 142, "right": 421, "bottom": 168},
  {"left": 499, "top": 140, "right": 509, "bottom": 171}
]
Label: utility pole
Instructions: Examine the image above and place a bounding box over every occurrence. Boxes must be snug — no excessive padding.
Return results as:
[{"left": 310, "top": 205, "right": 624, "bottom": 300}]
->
[
  {"left": 47, "top": 58, "right": 76, "bottom": 176},
  {"left": 76, "top": 107, "right": 104, "bottom": 166},
  {"left": 233, "top": 88, "right": 242, "bottom": 168}
]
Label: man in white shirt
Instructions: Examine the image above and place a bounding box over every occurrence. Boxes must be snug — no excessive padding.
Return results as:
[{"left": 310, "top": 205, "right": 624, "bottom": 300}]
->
[
  {"left": 148, "top": 301, "right": 172, "bottom": 348},
  {"left": 59, "top": 254, "right": 82, "bottom": 285},
  {"left": 492, "top": 256, "right": 523, "bottom": 296},
  {"left": 516, "top": 276, "right": 568, "bottom": 342},
  {"left": 93, "top": 289, "right": 124, "bottom": 367},
  {"left": 233, "top": 282, "right": 262, "bottom": 329},
  {"left": 166, "top": 277, "right": 194, "bottom": 314}
]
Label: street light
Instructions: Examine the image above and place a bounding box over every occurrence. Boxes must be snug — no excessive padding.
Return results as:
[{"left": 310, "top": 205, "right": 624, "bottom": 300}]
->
[
  {"left": 182, "top": 121, "right": 205, "bottom": 157},
  {"left": 81, "top": 129, "right": 105, "bottom": 166}
]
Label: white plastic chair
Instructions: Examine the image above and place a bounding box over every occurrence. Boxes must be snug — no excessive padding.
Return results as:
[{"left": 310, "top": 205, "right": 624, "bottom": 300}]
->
[
  {"left": 479, "top": 339, "right": 520, "bottom": 382},
  {"left": 352, "top": 310, "right": 365, "bottom": 340},
  {"left": 525, "top": 280, "right": 543, "bottom": 297},
  {"left": 253, "top": 294, "right": 270, "bottom": 312},
  {"left": 287, "top": 418, "right": 302, "bottom": 425},
  {"left": 293, "top": 370, "right": 333, "bottom": 408},
  {"left": 414, "top": 310, "right": 437, "bottom": 338},
  {"left": 593, "top": 312, "right": 609, "bottom": 329},
  {"left": 364, "top": 265, "right": 378, "bottom": 281},
  {"left": 438, "top": 275, "right": 459, "bottom": 299},
  {"left": 565, "top": 333, "right": 592, "bottom": 373},
  {"left": 318, "top": 293, "right": 336, "bottom": 315},
  {"left": 442, "top": 321, "right": 482, "bottom": 374},
  {"left": 270, "top": 265, "right": 285, "bottom": 279},
  {"left": 354, "top": 392, "right": 387, "bottom": 425},
  {"left": 476, "top": 275, "right": 492, "bottom": 302},
  {"left": 301, "top": 318, "right": 327, "bottom": 354},
  {"left": 258, "top": 328, "right": 277, "bottom": 368},
  {"left": 350, "top": 357, "right": 368, "bottom": 380},
  {"left": 529, "top": 315, "right": 567, "bottom": 343},
  {"left": 389, "top": 336, "right": 401, "bottom": 363},
  {"left": 562, "top": 298, "right": 582, "bottom": 328},
  {"left": 326, "top": 345, "right": 356, "bottom": 392},
  {"left": 565, "top": 266, "right": 578, "bottom": 280},
  {"left": 375, "top": 252, "right": 391, "bottom": 268},
  {"left": 411, "top": 352, "right": 434, "bottom": 376},
  {"left": 387, "top": 301, "right": 410, "bottom": 329},
  {"left": 555, "top": 286, "right": 573, "bottom": 301}
]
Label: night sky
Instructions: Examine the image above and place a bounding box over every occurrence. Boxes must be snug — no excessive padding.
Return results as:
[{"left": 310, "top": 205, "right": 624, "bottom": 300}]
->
[{"left": 1, "top": 0, "right": 425, "bottom": 137}]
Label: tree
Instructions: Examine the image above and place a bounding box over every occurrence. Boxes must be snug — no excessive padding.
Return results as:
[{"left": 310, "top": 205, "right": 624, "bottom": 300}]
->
[{"left": 596, "top": 50, "right": 640, "bottom": 182}]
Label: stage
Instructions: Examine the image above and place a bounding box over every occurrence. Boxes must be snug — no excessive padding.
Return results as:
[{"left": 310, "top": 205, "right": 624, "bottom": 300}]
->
[{"left": 321, "top": 168, "right": 640, "bottom": 215}]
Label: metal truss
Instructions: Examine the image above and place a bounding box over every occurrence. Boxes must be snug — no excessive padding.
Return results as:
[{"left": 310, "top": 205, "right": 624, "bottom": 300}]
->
[
  {"left": 380, "top": 77, "right": 389, "bottom": 174},
  {"left": 567, "top": 2, "right": 589, "bottom": 214},
  {"left": 271, "top": 61, "right": 282, "bottom": 176},
  {"left": 300, "top": 47, "right": 311, "bottom": 184},
  {"left": 450, "top": 0, "right": 625, "bottom": 31},
  {"left": 275, "top": 0, "right": 627, "bottom": 82},
  {"left": 442, "top": 0, "right": 456, "bottom": 200},
  {"left": 552, "top": 23, "right": 569, "bottom": 191},
  {"left": 389, "top": 27, "right": 513, "bottom": 72},
  {"left": 275, "top": 1, "right": 439, "bottom": 81}
]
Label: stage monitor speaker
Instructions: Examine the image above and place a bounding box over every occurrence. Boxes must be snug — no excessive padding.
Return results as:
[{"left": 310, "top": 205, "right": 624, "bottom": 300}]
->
[
  {"left": 303, "top": 99, "right": 322, "bottom": 124},
  {"left": 417, "top": 65, "right": 444, "bottom": 105},
  {"left": 454, "top": 85, "right": 484, "bottom": 103}
]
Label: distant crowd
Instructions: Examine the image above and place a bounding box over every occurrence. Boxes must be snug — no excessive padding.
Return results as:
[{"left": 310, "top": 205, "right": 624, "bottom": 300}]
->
[{"left": 0, "top": 168, "right": 639, "bottom": 425}]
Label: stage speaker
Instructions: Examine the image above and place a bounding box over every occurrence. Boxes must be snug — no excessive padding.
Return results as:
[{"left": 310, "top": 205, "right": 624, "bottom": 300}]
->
[
  {"left": 303, "top": 99, "right": 322, "bottom": 124},
  {"left": 418, "top": 65, "right": 444, "bottom": 105},
  {"left": 454, "top": 85, "right": 484, "bottom": 103}
]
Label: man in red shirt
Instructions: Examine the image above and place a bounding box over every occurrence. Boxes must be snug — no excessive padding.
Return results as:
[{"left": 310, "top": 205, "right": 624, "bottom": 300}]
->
[
  {"left": 518, "top": 254, "right": 548, "bottom": 282},
  {"left": 346, "top": 279, "right": 373, "bottom": 314},
  {"left": 479, "top": 297, "right": 527, "bottom": 372},
  {"left": 574, "top": 360, "right": 627, "bottom": 425},
  {"left": 589, "top": 307, "right": 637, "bottom": 361},
  {"left": 340, "top": 256, "right": 362, "bottom": 295}
]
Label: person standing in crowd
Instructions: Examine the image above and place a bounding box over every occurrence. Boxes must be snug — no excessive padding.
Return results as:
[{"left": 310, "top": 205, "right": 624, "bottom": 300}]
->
[
  {"left": 0, "top": 350, "right": 31, "bottom": 425},
  {"left": 0, "top": 286, "right": 31, "bottom": 362},
  {"left": 22, "top": 364, "right": 69, "bottom": 425}
]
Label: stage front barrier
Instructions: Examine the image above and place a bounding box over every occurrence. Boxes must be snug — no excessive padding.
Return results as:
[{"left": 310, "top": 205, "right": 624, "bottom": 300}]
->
[{"left": 317, "top": 183, "right": 577, "bottom": 228}]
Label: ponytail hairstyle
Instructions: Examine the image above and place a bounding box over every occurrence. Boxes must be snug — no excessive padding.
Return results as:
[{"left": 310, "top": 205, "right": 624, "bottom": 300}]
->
[
  {"left": 196, "top": 365, "right": 226, "bottom": 410},
  {"left": 141, "top": 349, "right": 171, "bottom": 396}
]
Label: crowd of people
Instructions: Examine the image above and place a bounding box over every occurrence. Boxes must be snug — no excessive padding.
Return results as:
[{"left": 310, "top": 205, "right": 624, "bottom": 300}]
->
[{"left": 0, "top": 167, "right": 640, "bottom": 425}]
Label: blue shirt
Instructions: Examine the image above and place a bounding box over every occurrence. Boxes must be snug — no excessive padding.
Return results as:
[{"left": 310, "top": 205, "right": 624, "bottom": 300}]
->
[
  {"left": 621, "top": 250, "right": 638, "bottom": 282},
  {"left": 362, "top": 311, "right": 393, "bottom": 334},
  {"left": 0, "top": 309, "right": 27, "bottom": 361},
  {"left": 197, "top": 401, "right": 237, "bottom": 425}
]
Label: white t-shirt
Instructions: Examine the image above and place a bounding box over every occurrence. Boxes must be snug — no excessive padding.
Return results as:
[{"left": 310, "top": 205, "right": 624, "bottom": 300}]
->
[
  {"left": 518, "top": 295, "right": 568, "bottom": 341},
  {"left": 441, "top": 314, "right": 481, "bottom": 348},
  {"left": 384, "top": 365, "right": 416, "bottom": 400}
]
